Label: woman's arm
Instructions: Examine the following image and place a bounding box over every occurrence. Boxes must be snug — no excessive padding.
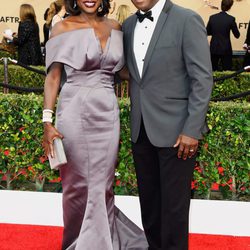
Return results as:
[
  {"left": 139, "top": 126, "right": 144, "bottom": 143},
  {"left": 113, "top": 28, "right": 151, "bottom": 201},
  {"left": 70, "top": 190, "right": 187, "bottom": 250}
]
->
[
  {"left": 43, "top": 62, "right": 64, "bottom": 158},
  {"left": 44, "top": 63, "right": 62, "bottom": 110}
]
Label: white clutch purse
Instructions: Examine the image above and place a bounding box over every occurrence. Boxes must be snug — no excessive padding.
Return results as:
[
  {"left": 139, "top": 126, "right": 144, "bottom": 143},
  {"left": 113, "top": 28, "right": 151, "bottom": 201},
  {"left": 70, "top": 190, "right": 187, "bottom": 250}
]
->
[{"left": 48, "top": 138, "right": 67, "bottom": 170}]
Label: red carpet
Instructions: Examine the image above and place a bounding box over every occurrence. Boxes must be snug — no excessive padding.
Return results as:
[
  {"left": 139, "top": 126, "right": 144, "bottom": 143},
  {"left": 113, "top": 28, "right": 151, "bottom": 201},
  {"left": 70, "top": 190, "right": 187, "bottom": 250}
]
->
[{"left": 0, "top": 223, "right": 249, "bottom": 250}]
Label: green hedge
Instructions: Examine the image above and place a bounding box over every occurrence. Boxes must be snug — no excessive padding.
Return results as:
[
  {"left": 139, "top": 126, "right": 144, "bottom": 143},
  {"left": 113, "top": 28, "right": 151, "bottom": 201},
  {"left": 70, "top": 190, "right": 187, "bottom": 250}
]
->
[
  {"left": 0, "top": 65, "right": 45, "bottom": 92},
  {"left": 0, "top": 50, "right": 17, "bottom": 60},
  {"left": 0, "top": 65, "right": 249, "bottom": 100},
  {"left": 195, "top": 102, "right": 250, "bottom": 200},
  {"left": 0, "top": 50, "right": 244, "bottom": 71},
  {"left": 212, "top": 71, "right": 250, "bottom": 102},
  {"left": 0, "top": 93, "right": 249, "bottom": 200}
]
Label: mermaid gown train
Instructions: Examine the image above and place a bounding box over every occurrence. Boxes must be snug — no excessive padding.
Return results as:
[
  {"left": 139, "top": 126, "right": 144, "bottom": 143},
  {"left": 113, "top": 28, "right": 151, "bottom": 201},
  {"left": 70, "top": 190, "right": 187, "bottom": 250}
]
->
[{"left": 46, "top": 29, "right": 148, "bottom": 250}]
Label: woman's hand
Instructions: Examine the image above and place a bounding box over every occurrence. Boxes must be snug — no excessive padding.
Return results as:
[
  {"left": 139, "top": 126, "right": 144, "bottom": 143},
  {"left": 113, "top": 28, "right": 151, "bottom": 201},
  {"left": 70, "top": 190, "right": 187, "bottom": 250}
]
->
[
  {"left": 2, "top": 33, "right": 13, "bottom": 41},
  {"left": 42, "top": 123, "right": 63, "bottom": 158}
]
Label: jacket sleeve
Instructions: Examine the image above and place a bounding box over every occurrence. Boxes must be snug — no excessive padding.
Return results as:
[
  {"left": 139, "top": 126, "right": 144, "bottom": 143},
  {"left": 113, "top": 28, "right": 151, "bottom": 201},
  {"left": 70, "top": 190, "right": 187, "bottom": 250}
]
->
[
  {"left": 245, "top": 21, "right": 250, "bottom": 44},
  {"left": 231, "top": 17, "right": 240, "bottom": 39},
  {"left": 13, "top": 22, "right": 32, "bottom": 46},
  {"left": 206, "top": 17, "right": 212, "bottom": 36},
  {"left": 181, "top": 13, "right": 214, "bottom": 139}
]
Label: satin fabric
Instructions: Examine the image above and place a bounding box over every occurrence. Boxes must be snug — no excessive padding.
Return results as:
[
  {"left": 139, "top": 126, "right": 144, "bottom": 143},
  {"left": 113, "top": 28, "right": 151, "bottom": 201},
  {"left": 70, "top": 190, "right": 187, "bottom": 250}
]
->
[{"left": 46, "top": 29, "right": 148, "bottom": 250}]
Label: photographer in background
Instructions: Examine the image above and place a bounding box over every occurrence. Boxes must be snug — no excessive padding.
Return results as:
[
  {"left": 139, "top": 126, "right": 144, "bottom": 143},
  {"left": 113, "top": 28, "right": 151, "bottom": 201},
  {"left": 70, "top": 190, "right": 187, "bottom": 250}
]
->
[{"left": 243, "top": 21, "right": 250, "bottom": 67}]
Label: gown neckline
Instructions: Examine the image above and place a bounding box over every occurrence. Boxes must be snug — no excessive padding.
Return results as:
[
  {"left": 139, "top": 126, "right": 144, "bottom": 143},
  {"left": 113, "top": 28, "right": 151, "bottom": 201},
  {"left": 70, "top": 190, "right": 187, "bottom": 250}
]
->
[
  {"left": 47, "top": 28, "right": 119, "bottom": 58},
  {"left": 92, "top": 29, "right": 112, "bottom": 56}
]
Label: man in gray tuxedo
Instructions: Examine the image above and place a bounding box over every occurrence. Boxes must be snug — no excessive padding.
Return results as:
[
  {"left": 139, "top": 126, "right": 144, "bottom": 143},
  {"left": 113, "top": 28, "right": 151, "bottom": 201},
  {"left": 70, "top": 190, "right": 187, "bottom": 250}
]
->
[{"left": 122, "top": 0, "right": 213, "bottom": 249}]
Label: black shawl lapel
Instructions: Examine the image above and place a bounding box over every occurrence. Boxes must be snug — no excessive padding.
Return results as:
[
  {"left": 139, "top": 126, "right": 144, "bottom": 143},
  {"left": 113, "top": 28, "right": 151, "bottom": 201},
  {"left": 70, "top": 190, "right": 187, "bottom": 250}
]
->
[{"left": 141, "top": 0, "right": 173, "bottom": 79}]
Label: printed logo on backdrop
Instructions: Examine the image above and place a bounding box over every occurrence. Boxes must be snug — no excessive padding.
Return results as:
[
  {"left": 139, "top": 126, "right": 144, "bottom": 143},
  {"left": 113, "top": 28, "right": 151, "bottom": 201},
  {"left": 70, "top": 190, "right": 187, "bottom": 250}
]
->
[
  {"left": 239, "top": 23, "right": 249, "bottom": 30},
  {"left": 0, "top": 16, "right": 19, "bottom": 23}
]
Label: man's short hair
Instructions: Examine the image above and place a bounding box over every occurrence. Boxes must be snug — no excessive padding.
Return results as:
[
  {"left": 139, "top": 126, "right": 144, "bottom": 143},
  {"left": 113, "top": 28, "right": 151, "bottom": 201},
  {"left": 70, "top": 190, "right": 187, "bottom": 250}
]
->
[{"left": 221, "top": 0, "right": 234, "bottom": 12}]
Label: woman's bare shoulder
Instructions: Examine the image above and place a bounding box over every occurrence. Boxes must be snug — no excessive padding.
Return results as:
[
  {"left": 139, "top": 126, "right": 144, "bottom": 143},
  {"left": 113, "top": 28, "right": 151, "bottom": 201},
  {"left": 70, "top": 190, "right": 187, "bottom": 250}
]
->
[
  {"left": 107, "top": 18, "right": 122, "bottom": 31},
  {"left": 50, "top": 16, "right": 82, "bottom": 38}
]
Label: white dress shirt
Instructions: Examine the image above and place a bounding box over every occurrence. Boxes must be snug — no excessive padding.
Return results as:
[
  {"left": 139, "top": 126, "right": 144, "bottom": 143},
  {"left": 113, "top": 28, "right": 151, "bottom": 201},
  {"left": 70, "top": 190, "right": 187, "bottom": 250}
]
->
[{"left": 133, "top": 0, "right": 166, "bottom": 77}]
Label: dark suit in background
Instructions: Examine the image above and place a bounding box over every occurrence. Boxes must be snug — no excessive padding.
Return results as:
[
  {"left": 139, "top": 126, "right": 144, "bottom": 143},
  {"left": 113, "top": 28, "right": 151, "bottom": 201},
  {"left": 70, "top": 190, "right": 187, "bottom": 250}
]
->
[
  {"left": 243, "top": 21, "right": 250, "bottom": 67},
  {"left": 207, "top": 11, "right": 240, "bottom": 71},
  {"left": 123, "top": 0, "right": 213, "bottom": 249}
]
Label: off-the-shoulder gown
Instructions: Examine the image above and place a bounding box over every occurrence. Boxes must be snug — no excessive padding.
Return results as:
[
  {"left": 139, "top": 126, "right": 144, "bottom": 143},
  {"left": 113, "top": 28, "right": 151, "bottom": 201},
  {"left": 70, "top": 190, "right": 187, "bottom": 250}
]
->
[{"left": 45, "top": 29, "right": 148, "bottom": 250}]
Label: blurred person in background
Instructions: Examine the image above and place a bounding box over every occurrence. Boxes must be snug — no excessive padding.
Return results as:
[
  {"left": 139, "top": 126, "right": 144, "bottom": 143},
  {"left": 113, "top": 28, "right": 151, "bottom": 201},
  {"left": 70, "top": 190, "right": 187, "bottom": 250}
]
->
[
  {"left": 42, "top": 8, "right": 50, "bottom": 46},
  {"left": 243, "top": 20, "right": 250, "bottom": 67},
  {"left": 46, "top": 0, "right": 66, "bottom": 35},
  {"left": 206, "top": 0, "right": 240, "bottom": 71},
  {"left": 41, "top": 8, "right": 50, "bottom": 63},
  {"left": 2, "top": 4, "right": 43, "bottom": 66},
  {"left": 116, "top": 4, "right": 131, "bottom": 24}
]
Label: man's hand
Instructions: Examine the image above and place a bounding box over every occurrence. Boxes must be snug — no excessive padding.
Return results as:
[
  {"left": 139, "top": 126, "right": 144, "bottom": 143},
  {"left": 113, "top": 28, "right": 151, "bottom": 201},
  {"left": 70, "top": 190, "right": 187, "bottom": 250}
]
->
[
  {"left": 245, "top": 65, "right": 250, "bottom": 72},
  {"left": 174, "top": 134, "right": 198, "bottom": 160},
  {"left": 243, "top": 43, "right": 250, "bottom": 54}
]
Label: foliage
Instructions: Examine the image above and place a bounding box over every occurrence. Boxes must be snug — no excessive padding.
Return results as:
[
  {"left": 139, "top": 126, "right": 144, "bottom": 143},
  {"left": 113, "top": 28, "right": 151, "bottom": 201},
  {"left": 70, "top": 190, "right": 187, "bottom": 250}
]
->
[
  {"left": 0, "top": 65, "right": 45, "bottom": 93},
  {"left": 0, "top": 94, "right": 249, "bottom": 200},
  {"left": 212, "top": 72, "right": 250, "bottom": 102},
  {"left": 114, "top": 98, "right": 138, "bottom": 195},
  {"left": 0, "top": 50, "right": 17, "bottom": 60},
  {"left": 0, "top": 94, "right": 57, "bottom": 191},
  {"left": 0, "top": 64, "right": 249, "bottom": 100},
  {"left": 196, "top": 102, "right": 250, "bottom": 200}
]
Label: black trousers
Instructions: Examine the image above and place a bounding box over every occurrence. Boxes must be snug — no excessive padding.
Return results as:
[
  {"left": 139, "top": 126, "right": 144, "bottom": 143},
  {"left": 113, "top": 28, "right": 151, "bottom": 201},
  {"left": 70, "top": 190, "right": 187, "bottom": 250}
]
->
[
  {"left": 211, "top": 54, "right": 232, "bottom": 71},
  {"left": 132, "top": 121, "right": 195, "bottom": 250},
  {"left": 243, "top": 51, "right": 250, "bottom": 67}
]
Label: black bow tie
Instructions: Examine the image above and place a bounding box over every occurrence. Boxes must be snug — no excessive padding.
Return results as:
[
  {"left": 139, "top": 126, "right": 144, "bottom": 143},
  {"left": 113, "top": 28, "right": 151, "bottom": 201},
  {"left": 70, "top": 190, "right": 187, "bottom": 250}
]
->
[{"left": 136, "top": 10, "right": 154, "bottom": 23}]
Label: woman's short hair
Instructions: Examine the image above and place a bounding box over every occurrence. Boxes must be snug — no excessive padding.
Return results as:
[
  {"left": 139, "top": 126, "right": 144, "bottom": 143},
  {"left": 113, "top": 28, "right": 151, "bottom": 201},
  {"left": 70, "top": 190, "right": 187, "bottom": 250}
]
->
[
  {"left": 20, "top": 4, "right": 37, "bottom": 23},
  {"left": 65, "top": 0, "right": 110, "bottom": 17},
  {"left": 221, "top": 0, "right": 234, "bottom": 12}
]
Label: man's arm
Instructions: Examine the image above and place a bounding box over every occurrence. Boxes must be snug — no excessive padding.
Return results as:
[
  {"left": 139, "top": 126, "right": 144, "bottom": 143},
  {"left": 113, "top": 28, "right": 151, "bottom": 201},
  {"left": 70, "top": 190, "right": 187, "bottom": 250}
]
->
[
  {"left": 182, "top": 12, "right": 213, "bottom": 138},
  {"left": 231, "top": 17, "right": 240, "bottom": 39},
  {"left": 175, "top": 12, "right": 213, "bottom": 159},
  {"left": 245, "top": 21, "right": 250, "bottom": 44}
]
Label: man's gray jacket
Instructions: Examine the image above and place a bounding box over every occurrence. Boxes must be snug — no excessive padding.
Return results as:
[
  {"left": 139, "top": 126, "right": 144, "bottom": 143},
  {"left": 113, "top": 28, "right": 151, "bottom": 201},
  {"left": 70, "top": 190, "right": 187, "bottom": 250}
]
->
[{"left": 122, "top": 0, "right": 214, "bottom": 147}]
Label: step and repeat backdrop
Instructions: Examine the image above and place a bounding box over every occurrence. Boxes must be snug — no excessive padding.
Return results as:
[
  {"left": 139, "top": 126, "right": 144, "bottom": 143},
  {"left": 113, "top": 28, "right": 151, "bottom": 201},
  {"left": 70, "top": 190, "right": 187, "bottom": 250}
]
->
[{"left": 0, "top": 0, "right": 249, "bottom": 50}]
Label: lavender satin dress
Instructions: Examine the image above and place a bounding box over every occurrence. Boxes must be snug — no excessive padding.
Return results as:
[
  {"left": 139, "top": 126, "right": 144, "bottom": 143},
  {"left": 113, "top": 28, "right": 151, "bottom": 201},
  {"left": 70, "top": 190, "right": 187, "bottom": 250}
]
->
[{"left": 46, "top": 29, "right": 148, "bottom": 250}]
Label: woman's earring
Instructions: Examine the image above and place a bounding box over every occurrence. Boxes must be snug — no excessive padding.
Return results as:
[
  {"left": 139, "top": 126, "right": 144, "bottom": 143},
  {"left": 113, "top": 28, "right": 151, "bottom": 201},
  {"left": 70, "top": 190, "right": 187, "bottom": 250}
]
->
[
  {"left": 98, "top": 1, "right": 104, "bottom": 12},
  {"left": 73, "top": 0, "right": 77, "bottom": 8}
]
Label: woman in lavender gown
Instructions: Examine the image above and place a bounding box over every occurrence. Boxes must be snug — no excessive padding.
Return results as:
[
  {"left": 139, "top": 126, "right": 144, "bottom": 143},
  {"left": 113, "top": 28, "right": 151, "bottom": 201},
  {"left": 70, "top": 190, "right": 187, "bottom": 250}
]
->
[{"left": 42, "top": 0, "right": 147, "bottom": 249}]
